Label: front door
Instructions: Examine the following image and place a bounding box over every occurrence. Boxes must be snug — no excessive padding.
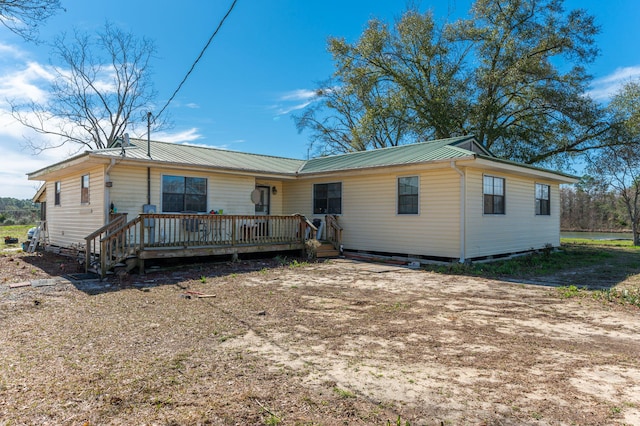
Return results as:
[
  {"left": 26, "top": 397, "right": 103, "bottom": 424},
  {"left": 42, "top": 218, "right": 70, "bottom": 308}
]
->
[
  {"left": 254, "top": 186, "right": 270, "bottom": 237},
  {"left": 254, "top": 185, "right": 270, "bottom": 215}
]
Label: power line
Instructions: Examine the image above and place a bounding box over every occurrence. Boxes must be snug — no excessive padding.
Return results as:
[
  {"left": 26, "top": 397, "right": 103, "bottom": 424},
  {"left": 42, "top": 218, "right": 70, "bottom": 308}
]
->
[{"left": 155, "top": 0, "right": 238, "bottom": 122}]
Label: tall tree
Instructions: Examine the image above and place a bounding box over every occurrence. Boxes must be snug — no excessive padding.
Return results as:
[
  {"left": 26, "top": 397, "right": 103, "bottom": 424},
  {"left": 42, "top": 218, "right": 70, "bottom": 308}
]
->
[
  {"left": 10, "top": 22, "right": 158, "bottom": 153},
  {"left": 296, "top": 0, "right": 613, "bottom": 166},
  {"left": 0, "top": 0, "right": 62, "bottom": 41},
  {"left": 588, "top": 80, "right": 640, "bottom": 245},
  {"left": 296, "top": 10, "right": 468, "bottom": 155}
]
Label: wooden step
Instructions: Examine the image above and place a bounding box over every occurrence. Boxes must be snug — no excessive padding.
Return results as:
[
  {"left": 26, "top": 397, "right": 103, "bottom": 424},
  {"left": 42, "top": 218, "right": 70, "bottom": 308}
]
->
[{"left": 316, "top": 242, "right": 339, "bottom": 258}]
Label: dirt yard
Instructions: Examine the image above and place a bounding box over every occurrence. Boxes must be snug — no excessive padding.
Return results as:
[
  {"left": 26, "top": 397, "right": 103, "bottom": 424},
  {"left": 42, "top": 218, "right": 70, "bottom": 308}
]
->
[{"left": 0, "top": 251, "right": 639, "bottom": 425}]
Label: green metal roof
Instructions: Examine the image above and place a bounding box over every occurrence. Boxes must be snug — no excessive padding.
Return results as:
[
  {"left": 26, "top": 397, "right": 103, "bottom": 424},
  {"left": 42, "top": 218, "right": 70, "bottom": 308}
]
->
[
  {"left": 97, "top": 139, "right": 305, "bottom": 175},
  {"left": 30, "top": 135, "right": 575, "bottom": 183},
  {"left": 298, "top": 135, "right": 479, "bottom": 174}
]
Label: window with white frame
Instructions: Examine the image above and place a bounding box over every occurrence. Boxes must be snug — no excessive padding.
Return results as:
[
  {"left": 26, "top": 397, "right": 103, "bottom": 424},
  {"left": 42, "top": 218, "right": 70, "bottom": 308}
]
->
[
  {"left": 54, "top": 181, "right": 61, "bottom": 206},
  {"left": 162, "top": 175, "right": 207, "bottom": 212},
  {"left": 313, "top": 182, "right": 342, "bottom": 214},
  {"left": 483, "top": 175, "right": 505, "bottom": 214},
  {"left": 397, "top": 176, "right": 419, "bottom": 214},
  {"left": 535, "top": 183, "right": 550, "bottom": 215},
  {"left": 81, "top": 174, "right": 90, "bottom": 204}
]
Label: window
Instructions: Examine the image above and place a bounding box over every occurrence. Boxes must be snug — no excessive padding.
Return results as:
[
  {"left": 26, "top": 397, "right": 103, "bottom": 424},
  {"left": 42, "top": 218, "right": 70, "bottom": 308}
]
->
[
  {"left": 535, "top": 183, "right": 550, "bottom": 215},
  {"left": 483, "top": 175, "right": 505, "bottom": 214},
  {"left": 313, "top": 182, "right": 342, "bottom": 214},
  {"left": 398, "top": 176, "right": 419, "bottom": 214},
  {"left": 54, "top": 181, "right": 61, "bottom": 206},
  {"left": 162, "top": 175, "right": 207, "bottom": 212},
  {"left": 81, "top": 174, "right": 90, "bottom": 204}
]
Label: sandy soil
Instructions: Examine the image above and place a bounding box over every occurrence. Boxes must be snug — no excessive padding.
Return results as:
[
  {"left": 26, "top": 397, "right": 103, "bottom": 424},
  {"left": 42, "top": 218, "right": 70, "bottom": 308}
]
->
[{"left": 0, "top": 251, "right": 639, "bottom": 425}]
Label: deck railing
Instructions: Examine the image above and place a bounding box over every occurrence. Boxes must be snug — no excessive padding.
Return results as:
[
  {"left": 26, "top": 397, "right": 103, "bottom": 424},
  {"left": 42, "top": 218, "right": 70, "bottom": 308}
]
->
[
  {"left": 84, "top": 213, "right": 128, "bottom": 272},
  {"left": 87, "top": 213, "right": 315, "bottom": 277},
  {"left": 325, "top": 214, "right": 343, "bottom": 250}
]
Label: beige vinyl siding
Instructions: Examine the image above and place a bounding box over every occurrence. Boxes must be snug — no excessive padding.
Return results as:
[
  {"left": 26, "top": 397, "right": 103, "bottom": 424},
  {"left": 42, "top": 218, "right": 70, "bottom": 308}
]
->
[
  {"left": 109, "top": 166, "right": 257, "bottom": 216},
  {"left": 108, "top": 165, "right": 149, "bottom": 216},
  {"left": 464, "top": 168, "right": 561, "bottom": 258},
  {"left": 206, "top": 173, "right": 255, "bottom": 215},
  {"left": 47, "top": 166, "right": 106, "bottom": 248},
  {"left": 285, "top": 166, "right": 461, "bottom": 258},
  {"left": 255, "top": 180, "right": 283, "bottom": 215}
]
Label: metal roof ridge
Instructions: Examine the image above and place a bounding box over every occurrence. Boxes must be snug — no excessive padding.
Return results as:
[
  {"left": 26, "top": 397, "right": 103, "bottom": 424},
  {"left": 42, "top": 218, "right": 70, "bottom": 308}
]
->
[
  {"left": 128, "top": 138, "right": 304, "bottom": 162},
  {"left": 305, "top": 135, "right": 475, "bottom": 162}
]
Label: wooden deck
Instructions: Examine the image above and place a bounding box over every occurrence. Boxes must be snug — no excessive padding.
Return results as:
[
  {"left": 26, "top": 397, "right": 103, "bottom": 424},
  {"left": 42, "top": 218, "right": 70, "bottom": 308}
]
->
[{"left": 86, "top": 213, "right": 318, "bottom": 277}]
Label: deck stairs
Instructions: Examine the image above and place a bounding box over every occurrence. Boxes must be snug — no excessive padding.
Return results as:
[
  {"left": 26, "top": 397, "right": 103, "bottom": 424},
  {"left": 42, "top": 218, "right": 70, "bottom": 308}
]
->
[{"left": 316, "top": 240, "right": 340, "bottom": 258}]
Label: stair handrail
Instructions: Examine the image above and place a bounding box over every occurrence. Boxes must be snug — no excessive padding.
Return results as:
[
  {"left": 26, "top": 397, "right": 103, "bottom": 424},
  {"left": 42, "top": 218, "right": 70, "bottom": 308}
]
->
[
  {"left": 300, "top": 215, "right": 317, "bottom": 240},
  {"left": 97, "top": 216, "right": 143, "bottom": 277},
  {"left": 84, "top": 214, "right": 128, "bottom": 272},
  {"left": 324, "top": 214, "right": 343, "bottom": 250}
]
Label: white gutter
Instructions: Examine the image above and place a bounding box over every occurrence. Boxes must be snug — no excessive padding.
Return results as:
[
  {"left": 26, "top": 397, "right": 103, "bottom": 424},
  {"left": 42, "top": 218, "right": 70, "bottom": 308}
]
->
[
  {"left": 451, "top": 161, "right": 466, "bottom": 263},
  {"left": 104, "top": 158, "right": 116, "bottom": 225}
]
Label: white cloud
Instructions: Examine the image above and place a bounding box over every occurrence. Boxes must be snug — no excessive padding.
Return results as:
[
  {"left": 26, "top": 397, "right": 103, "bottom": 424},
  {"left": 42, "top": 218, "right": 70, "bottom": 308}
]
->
[
  {"left": 0, "top": 61, "right": 55, "bottom": 103},
  {"left": 279, "top": 89, "right": 318, "bottom": 102},
  {"left": 271, "top": 88, "right": 320, "bottom": 117},
  {"left": 0, "top": 42, "right": 24, "bottom": 59},
  {"left": 587, "top": 66, "right": 640, "bottom": 101},
  {"left": 153, "top": 127, "right": 203, "bottom": 143}
]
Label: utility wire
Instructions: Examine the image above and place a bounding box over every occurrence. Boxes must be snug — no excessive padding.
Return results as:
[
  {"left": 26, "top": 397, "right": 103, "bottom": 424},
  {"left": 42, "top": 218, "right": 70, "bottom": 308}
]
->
[{"left": 155, "top": 0, "right": 238, "bottom": 121}]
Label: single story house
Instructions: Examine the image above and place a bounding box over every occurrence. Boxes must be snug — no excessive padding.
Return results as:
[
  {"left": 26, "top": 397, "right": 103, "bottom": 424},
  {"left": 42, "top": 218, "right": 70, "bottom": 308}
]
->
[{"left": 28, "top": 135, "right": 577, "bottom": 273}]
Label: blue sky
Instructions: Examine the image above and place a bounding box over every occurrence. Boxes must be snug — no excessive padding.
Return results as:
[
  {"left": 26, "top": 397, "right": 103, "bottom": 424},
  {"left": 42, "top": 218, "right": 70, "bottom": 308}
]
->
[{"left": 1, "top": 0, "right": 639, "bottom": 199}]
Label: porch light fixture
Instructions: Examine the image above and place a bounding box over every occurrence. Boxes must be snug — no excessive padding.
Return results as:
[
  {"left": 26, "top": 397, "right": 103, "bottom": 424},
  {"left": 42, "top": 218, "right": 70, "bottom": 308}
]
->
[{"left": 272, "top": 186, "right": 277, "bottom": 195}]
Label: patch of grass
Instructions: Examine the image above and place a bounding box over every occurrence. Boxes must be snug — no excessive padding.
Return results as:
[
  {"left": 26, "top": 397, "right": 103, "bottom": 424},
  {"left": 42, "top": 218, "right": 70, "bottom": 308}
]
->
[
  {"left": 558, "top": 285, "right": 640, "bottom": 308},
  {"left": 333, "top": 387, "right": 355, "bottom": 398},
  {"left": 386, "top": 415, "right": 411, "bottom": 426},
  {"left": 595, "top": 288, "right": 640, "bottom": 308},
  {"left": 274, "top": 256, "right": 310, "bottom": 268},
  {"left": 1, "top": 224, "right": 34, "bottom": 238},
  {"left": 1, "top": 224, "right": 34, "bottom": 249},
  {"left": 199, "top": 275, "right": 207, "bottom": 283},
  {"left": 426, "top": 240, "right": 638, "bottom": 281},
  {"left": 558, "top": 285, "right": 583, "bottom": 298},
  {"left": 288, "top": 259, "right": 309, "bottom": 268},
  {"left": 264, "top": 414, "right": 281, "bottom": 425}
]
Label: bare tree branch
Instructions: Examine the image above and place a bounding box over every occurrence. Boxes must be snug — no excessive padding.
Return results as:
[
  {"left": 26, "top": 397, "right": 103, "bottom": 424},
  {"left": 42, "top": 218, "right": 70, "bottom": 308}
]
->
[
  {"left": 9, "top": 21, "right": 158, "bottom": 153},
  {"left": 0, "top": 0, "right": 62, "bottom": 42}
]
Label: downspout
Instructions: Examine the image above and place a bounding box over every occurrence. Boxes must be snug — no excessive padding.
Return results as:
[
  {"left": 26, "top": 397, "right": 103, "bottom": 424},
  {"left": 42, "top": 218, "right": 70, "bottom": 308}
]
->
[
  {"left": 451, "top": 161, "right": 466, "bottom": 263},
  {"left": 105, "top": 158, "right": 116, "bottom": 225}
]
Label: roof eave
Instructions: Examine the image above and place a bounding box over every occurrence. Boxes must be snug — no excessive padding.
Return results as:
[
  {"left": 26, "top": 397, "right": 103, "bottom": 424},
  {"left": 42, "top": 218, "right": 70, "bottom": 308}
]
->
[
  {"left": 297, "top": 155, "right": 477, "bottom": 178},
  {"left": 94, "top": 153, "right": 300, "bottom": 180},
  {"left": 470, "top": 156, "right": 579, "bottom": 183},
  {"left": 27, "top": 152, "right": 109, "bottom": 180}
]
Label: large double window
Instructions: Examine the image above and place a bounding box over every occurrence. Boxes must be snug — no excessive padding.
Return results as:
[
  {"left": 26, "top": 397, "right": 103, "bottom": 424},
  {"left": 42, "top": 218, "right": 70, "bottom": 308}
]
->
[
  {"left": 313, "top": 182, "right": 342, "bottom": 214},
  {"left": 535, "top": 183, "right": 550, "bottom": 215},
  {"left": 397, "top": 176, "right": 419, "bottom": 214},
  {"left": 483, "top": 175, "right": 505, "bottom": 215},
  {"left": 162, "top": 175, "right": 207, "bottom": 212}
]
